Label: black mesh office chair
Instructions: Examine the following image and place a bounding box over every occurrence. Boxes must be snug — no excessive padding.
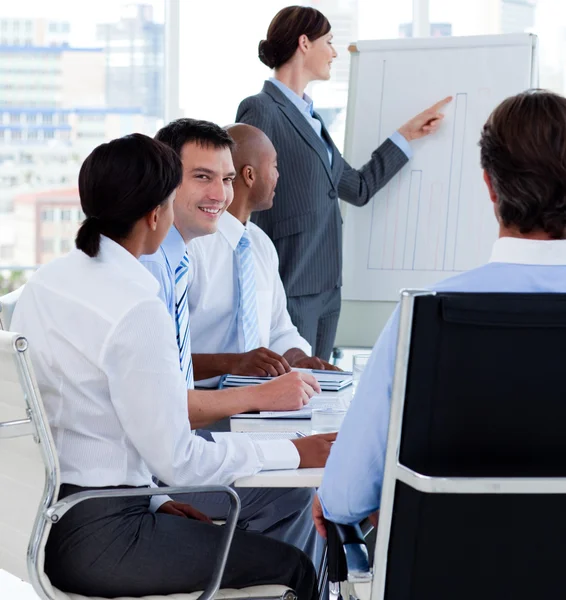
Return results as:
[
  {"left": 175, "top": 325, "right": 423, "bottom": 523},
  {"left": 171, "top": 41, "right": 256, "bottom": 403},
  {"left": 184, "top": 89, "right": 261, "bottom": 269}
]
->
[{"left": 328, "top": 290, "right": 566, "bottom": 600}]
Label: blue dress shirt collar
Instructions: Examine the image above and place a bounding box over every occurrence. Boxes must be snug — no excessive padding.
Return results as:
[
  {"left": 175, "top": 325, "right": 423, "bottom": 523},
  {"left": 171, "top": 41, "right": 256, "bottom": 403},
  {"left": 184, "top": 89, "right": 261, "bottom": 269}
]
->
[{"left": 269, "top": 77, "right": 314, "bottom": 117}]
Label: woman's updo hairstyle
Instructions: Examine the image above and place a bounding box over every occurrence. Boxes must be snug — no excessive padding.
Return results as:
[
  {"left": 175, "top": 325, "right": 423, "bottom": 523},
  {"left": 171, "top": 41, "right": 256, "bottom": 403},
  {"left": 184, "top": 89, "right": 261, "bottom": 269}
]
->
[
  {"left": 75, "top": 133, "right": 182, "bottom": 258},
  {"left": 258, "top": 5, "right": 331, "bottom": 70}
]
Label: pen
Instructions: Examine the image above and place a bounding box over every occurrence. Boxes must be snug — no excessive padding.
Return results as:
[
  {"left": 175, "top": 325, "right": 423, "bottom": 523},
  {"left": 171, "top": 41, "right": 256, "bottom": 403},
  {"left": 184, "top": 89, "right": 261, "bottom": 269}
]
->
[{"left": 295, "top": 431, "right": 307, "bottom": 438}]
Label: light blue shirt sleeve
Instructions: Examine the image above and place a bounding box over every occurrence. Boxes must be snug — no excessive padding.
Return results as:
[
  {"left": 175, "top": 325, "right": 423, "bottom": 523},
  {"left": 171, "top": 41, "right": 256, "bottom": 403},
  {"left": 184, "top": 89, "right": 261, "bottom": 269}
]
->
[
  {"left": 318, "top": 307, "right": 400, "bottom": 524},
  {"left": 139, "top": 258, "right": 175, "bottom": 320},
  {"left": 388, "top": 131, "right": 413, "bottom": 160}
]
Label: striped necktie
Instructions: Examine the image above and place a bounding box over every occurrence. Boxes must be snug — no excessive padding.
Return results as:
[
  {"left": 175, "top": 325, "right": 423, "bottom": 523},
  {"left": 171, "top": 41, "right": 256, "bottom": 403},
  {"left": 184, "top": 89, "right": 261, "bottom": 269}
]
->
[
  {"left": 175, "top": 251, "right": 193, "bottom": 389},
  {"left": 236, "top": 229, "right": 260, "bottom": 352}
]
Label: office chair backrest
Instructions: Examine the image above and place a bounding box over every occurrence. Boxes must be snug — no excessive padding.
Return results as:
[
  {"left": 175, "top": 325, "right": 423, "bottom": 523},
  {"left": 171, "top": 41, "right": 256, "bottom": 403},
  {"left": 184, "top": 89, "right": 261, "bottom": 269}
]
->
[
  {"left": 380, "top": 292, "right": 566, "bottom": 600},
  {"left": 0, "top": 330, "right": 60, "bottom": 597},
  {"left": 0, "top": 286, "right": 24, "bottom": 331}
]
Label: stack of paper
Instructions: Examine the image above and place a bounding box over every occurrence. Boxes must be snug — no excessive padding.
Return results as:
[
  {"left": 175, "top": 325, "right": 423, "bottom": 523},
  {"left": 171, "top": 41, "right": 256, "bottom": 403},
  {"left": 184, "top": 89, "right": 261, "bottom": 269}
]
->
[{"left": 221, "top": 368, "right": 353, "bottom": 392}]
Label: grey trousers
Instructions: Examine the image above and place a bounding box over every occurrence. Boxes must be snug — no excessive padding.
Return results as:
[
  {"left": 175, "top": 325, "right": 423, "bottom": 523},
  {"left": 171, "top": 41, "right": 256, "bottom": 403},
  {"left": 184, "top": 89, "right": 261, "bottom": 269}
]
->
[
  {"left": 45, "top": 484, "right": 318, "bottom": 599},
  {"left": 287, "top": 287, "right": 341, "bottom": 361},
  {"left": 179, "top": 486, "right": 322, "bottom": 569}
]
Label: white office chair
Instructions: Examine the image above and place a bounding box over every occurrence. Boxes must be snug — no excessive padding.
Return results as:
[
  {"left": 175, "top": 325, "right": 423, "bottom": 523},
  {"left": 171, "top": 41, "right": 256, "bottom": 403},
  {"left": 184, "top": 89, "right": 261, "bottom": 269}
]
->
[
  {"left": 0, "top": 329, "right": 296, "bottom": 600},
  {"left": 0, "top": 286, "right": 24, "bottom": 331}
]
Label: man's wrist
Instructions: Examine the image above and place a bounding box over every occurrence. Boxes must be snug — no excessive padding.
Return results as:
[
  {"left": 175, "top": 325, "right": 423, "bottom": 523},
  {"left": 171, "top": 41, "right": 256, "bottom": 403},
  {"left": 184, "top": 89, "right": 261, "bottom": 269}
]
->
[{"left": 283, "top": 348, "right": 309, "bottom": 367}]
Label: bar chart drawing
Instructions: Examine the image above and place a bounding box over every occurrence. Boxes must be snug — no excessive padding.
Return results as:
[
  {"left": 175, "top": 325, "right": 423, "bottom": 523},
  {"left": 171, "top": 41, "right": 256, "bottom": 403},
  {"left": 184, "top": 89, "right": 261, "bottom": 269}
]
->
[
  {"left": 341, "top": 34, "right": 536, "bottom": 301},
  {"left": 367, "top": 93, "right": 473, "bottom": 273}
]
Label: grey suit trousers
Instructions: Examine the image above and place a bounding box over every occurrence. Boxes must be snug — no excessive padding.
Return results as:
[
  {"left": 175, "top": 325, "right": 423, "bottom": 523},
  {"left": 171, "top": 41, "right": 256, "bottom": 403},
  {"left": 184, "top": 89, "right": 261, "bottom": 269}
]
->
[
  {"left": 287, "top": 288, "right": 342, "bottom": 361},
  {"left": 45, "top": 484, "right": 318, "bottom": 599}
]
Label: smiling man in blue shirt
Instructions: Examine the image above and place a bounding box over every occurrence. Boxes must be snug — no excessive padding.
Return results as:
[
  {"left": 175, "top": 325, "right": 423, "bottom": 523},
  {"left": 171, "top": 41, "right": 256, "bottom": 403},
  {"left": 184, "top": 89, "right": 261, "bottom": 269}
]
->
[{"left": 314, "top": 89, "right": 566, "bottom": 532}]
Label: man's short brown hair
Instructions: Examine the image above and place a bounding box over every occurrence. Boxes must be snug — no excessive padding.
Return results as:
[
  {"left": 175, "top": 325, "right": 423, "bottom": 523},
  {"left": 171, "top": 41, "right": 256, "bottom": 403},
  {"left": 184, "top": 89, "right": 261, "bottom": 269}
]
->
[{"left": 480, "top": 89, "right": 566, "bottom": 239}]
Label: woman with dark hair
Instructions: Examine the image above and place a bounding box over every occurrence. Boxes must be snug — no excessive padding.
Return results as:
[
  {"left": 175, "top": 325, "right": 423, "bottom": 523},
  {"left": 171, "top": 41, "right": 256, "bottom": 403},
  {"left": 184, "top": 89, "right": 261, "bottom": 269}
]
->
[
  {"left": 237, "top": 5, "right": 451, "bottom": 359},
  {"left": 10, "top": 133, "right": 318, "bottom": 598}
]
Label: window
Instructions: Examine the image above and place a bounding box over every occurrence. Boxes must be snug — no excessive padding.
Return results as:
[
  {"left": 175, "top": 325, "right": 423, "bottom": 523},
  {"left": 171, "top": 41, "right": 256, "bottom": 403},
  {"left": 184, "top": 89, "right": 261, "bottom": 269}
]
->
[
  {"left": 178, "top": 1, "right": 412, "bottom": 152},
  {"left": 78, "top": 113, "right": 105, "bottom": 122},
  {"left": 428, "top": 0, "right": 561, "bottom": 93},
  {"left": 60, "top": 238, "right": 72, "bottom": 253},
  {"left": 40, "top": 209, "right": 54, "bottom": 222},
  {"left": 0, "top": 245, "right": 14, "bottom": 260},
  {"left": 0, "top": 1, "right": 163, "bottom": 270},
  {"left": 41, "top": 238, "right": 55, "bottom": 253}
]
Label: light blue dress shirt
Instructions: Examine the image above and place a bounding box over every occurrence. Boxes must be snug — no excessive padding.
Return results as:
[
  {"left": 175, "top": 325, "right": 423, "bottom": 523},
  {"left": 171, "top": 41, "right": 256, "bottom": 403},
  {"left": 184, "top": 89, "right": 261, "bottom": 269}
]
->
[
  {"left": 268, "top": 77, "right": 413, "bottom": 165},
  {"left": 140, "top": 226, "right": 187, "bottom": 332},
  {"left": 318, "top": 237, "right": 566, "bottom": 524}
]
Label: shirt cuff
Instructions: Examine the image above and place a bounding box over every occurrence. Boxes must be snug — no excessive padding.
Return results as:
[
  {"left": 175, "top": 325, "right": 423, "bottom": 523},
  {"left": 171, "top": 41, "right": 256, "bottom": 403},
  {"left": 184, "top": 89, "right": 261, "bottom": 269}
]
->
[
  {"left": 271, "top": 334, "right": 312, "bottom": 358},
  {"left": 148, "top": 481, "right": 173, "bottom": 513},
  {"left": 389, "top": 131, "right": 413, "bottom": 160},
  {"left": 254, "top": 439, "right": 301, "bottom": 470},
  {"left": 194, "top": 376, "right": 221, "bottom": 388}
]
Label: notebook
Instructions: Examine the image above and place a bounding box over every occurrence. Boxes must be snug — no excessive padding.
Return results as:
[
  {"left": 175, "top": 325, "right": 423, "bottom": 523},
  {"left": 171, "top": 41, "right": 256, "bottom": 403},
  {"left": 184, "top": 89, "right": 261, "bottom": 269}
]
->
[{"left": 221, "top": 368, "right": 353, "bottom": 392}]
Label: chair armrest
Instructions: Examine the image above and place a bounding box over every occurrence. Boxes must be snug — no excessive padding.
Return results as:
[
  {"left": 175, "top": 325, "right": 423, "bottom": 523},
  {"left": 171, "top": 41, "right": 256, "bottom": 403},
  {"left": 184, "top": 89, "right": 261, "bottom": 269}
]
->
[
  {"left": 45, "top": 485, "right": 240, "bottom": 600},
  {"left": 327, "top": 522, "right": 373, "bottom": 584}
]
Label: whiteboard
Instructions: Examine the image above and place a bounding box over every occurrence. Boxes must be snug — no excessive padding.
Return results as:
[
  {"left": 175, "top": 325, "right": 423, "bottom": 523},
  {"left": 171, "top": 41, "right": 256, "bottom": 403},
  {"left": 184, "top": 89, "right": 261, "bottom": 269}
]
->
[{"left": 342, "top": 34, "right": 538, "bottom": 302}]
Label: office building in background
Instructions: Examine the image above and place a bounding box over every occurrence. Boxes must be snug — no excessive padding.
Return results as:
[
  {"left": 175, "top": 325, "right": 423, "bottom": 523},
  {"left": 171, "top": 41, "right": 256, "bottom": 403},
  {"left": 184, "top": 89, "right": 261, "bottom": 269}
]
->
[
  {"left": 96, "top": 3, "right": 164, "bottom": 119},
  {"left": 0, "top": 5, "right": 164, "bottom": 268}
]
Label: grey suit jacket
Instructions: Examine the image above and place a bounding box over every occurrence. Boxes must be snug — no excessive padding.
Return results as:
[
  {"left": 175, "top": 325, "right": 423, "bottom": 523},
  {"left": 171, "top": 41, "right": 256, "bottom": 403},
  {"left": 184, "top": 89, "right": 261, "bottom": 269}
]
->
[{"left": 236, "top": 80, "right": 409, "bottom": 298}]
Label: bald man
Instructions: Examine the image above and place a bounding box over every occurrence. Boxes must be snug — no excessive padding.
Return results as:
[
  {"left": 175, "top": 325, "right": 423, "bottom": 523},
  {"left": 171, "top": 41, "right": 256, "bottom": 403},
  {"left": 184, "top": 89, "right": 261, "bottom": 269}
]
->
[{"left": 188, "top": 124, "right": 337, "bottom": 386}]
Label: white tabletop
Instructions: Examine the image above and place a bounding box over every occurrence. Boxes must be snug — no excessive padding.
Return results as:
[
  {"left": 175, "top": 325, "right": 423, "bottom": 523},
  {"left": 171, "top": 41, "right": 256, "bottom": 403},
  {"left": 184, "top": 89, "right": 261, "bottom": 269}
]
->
[
  {"left": 234, "top": 467, "right": 324, "bottom": 488},
  {"left": 231, "top": 386, "right": 353, "bottom": 488},
  {"left": 230, "top": 386, "right": 354, "bottom": 434}
]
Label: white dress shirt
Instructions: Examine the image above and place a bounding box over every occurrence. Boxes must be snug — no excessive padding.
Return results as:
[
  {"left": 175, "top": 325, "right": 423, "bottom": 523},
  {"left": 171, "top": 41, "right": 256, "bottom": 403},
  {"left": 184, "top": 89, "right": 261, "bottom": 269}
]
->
[
  {"left": 187, "top": 211, "right": 312, "bottom": 361},
  {"left": 140, "top": 226, "right": 300, "bottom": 468},
  {"left": 11, "top": 236, "right": 299, "bottom": 499}
]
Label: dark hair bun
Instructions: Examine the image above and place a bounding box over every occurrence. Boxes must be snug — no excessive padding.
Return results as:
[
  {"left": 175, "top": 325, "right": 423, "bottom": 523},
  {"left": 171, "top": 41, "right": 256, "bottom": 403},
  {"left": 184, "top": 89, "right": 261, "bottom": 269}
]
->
[{"left": 258, "top": 39, "right": 277, "bottom": 69}]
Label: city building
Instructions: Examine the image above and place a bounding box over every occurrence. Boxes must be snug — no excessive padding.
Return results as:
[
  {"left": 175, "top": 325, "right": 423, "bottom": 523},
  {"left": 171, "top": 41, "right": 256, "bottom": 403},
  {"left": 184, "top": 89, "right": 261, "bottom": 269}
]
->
[
  {"left": 96, "top": 4, "right": 164, "bottom": 119},
  {"left": 0, "top": 17, "right": 162, "bottom": 268},
  {"left": 9, "top": 187, "right": 82, "bottom": 266},
  {"left": 0, "top": 17, "right": 71, "bottom": 47},
  {"left": 0, "top": 44, "right": 105, "bottom": 109}
]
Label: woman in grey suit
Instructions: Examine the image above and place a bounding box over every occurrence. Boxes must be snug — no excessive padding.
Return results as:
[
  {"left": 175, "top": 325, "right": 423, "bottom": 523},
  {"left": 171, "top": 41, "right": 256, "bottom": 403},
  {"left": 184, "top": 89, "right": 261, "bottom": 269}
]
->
[{"left": 236, "top": 5, "right": 450, "bottom": 359}]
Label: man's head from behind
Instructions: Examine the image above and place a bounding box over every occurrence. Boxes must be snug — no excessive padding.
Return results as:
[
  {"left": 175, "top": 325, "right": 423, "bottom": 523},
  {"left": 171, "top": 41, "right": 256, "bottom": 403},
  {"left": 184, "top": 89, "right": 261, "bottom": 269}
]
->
[
  {"left": 225, "top": 124, "right": 279, "bottom": 217},
  {"left": 480, "top": 90, "right": 566, "bottom": 240},
  {"left": 155, "top": 118, "right": 236, "bottom": 242}
]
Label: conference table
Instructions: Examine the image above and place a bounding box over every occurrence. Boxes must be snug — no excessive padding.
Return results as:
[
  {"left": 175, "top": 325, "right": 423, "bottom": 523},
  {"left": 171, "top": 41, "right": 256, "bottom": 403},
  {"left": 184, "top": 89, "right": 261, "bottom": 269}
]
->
[{"left": 232, "top": 386, "right": 354, "bottom": 488}]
